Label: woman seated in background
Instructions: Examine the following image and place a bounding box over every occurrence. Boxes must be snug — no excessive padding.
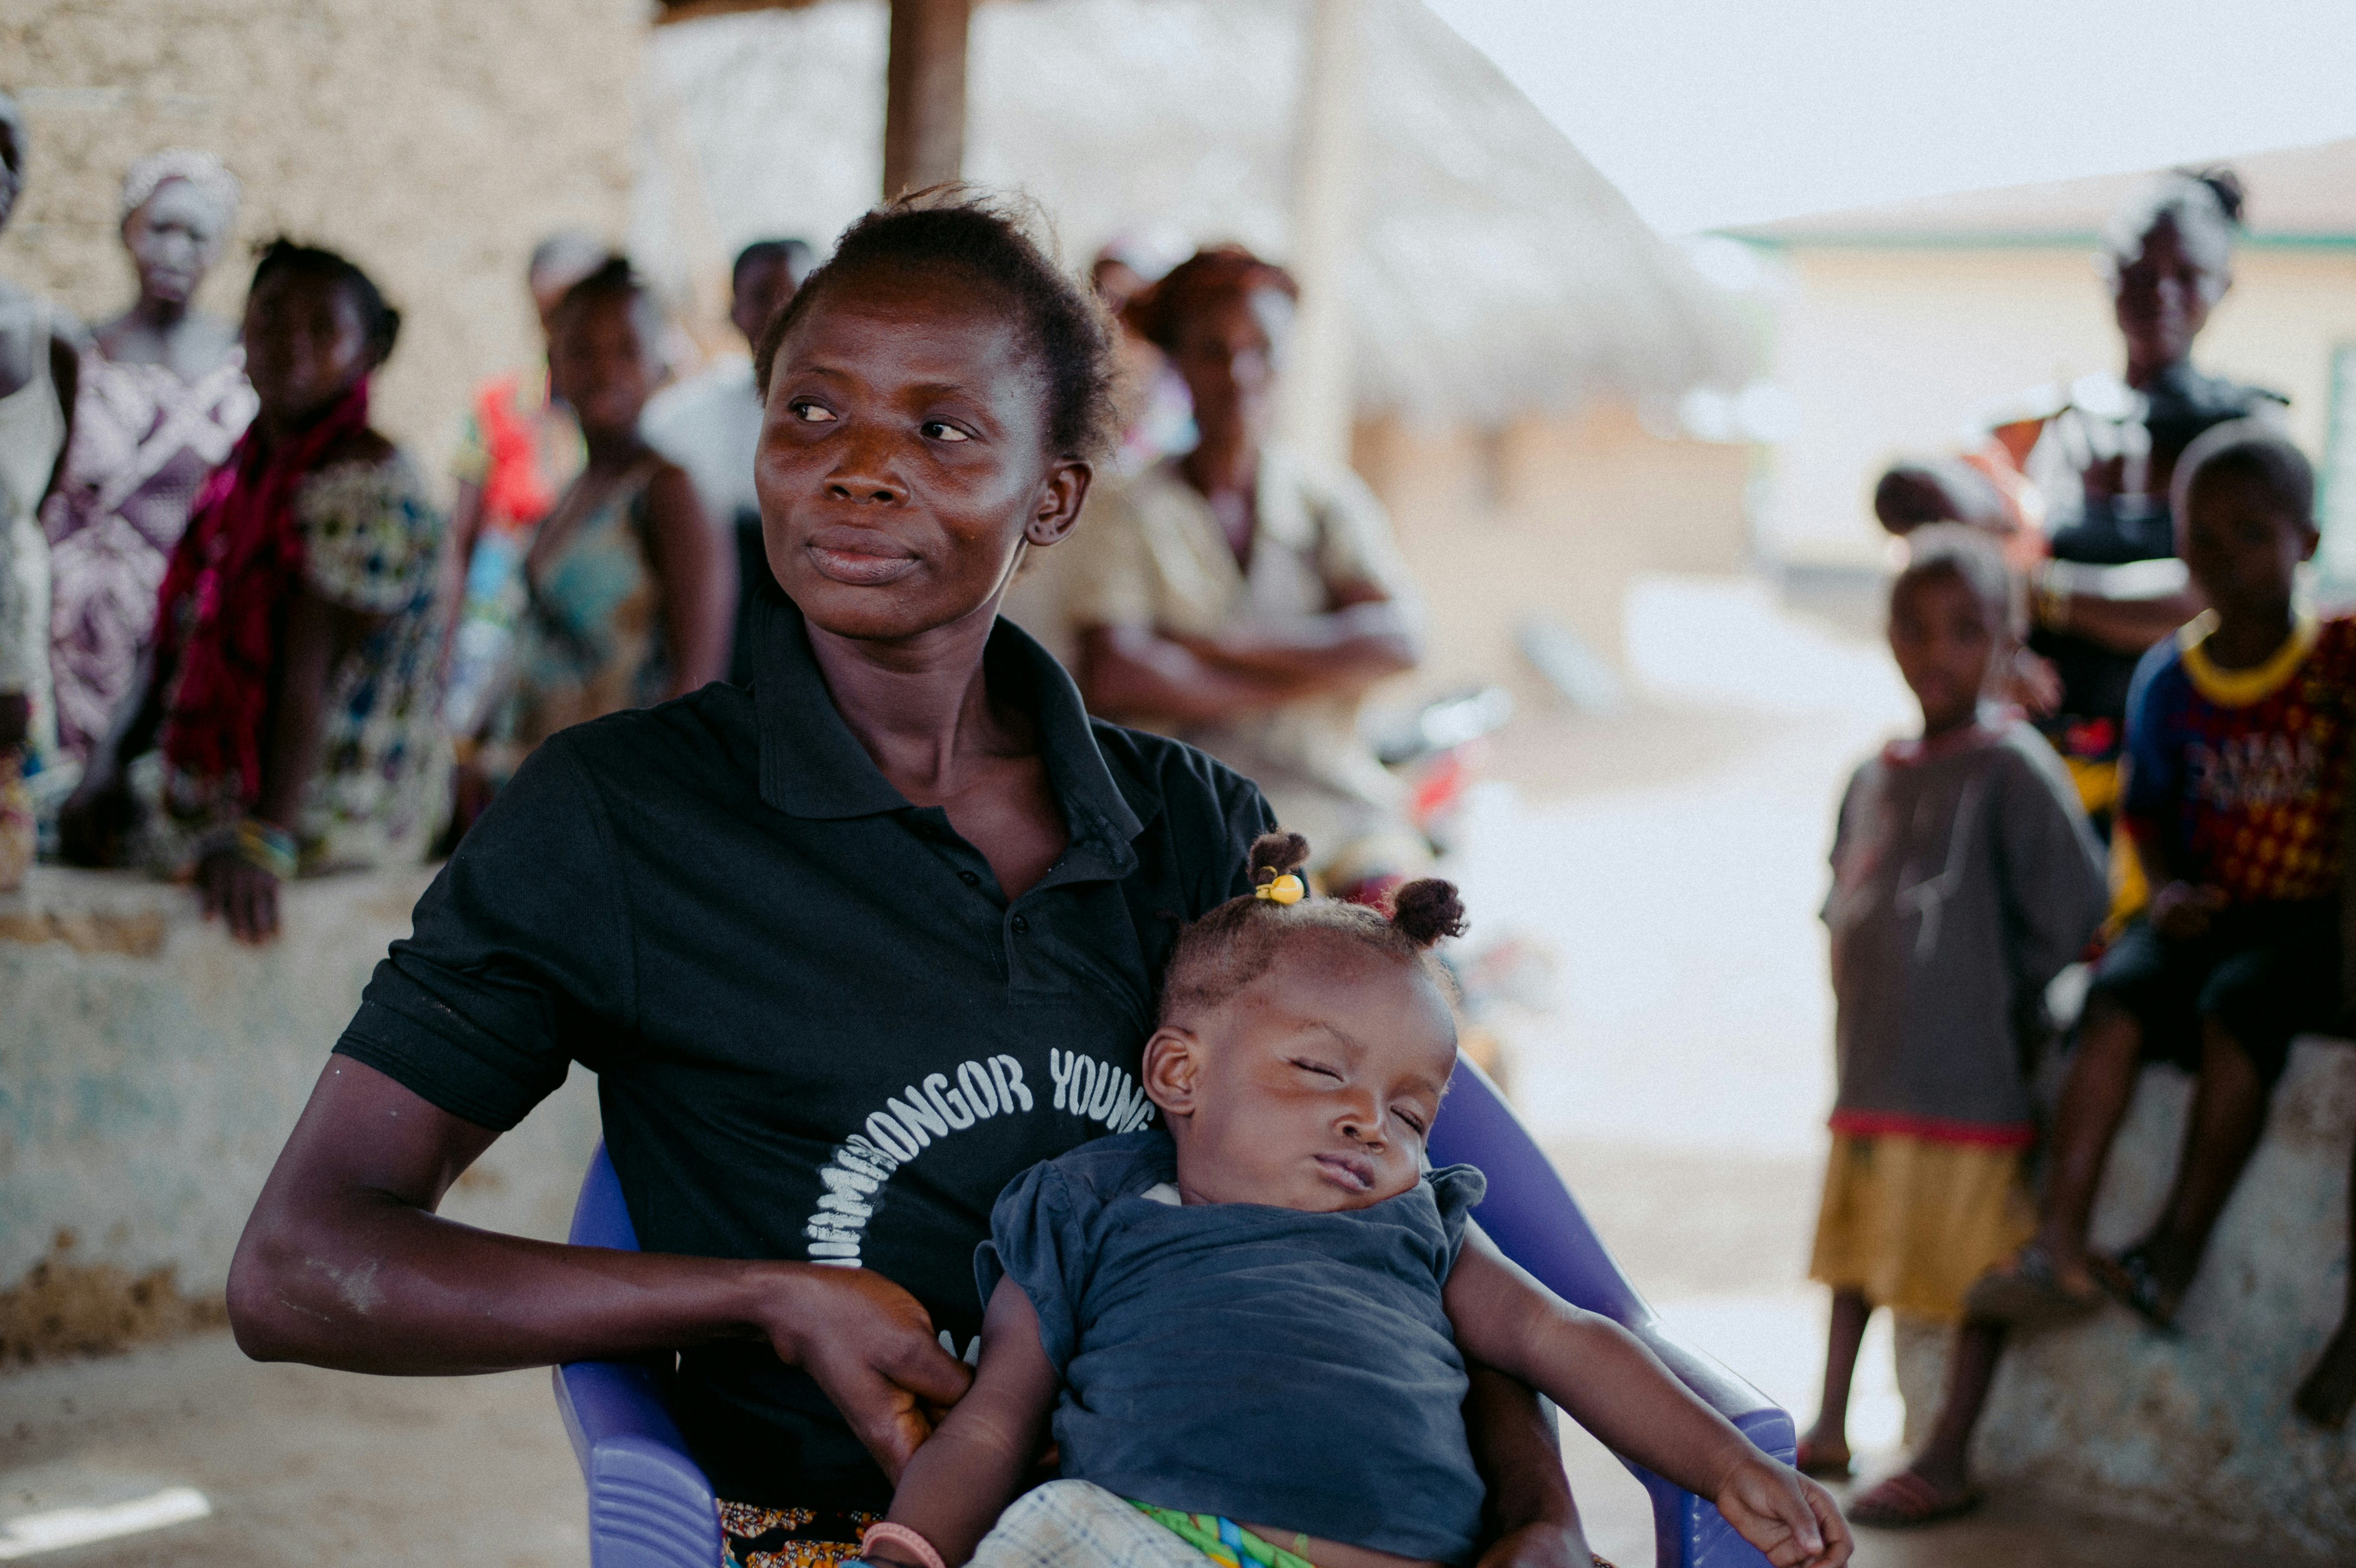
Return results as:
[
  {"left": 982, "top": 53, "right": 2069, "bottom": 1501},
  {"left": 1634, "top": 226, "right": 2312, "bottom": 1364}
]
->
[
  {"left": 1053, "top": 245, "right": 1425, "bottom": 902},
  {"left": 60, "top": 241, "right": 449, "bottom": 943},
  {"left": 44, "top": 148, "right": 257, "bottom": 770},
  {"left": 461, "top": 258, "right": 730, "bottom": 801}
]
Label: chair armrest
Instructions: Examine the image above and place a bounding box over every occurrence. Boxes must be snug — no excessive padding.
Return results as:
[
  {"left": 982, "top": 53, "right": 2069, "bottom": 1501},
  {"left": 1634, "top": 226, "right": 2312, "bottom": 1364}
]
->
[
  {"left": 554, "top": 1358, "right": 723, "bottom": 1568},
  {"left": 1429, "top": 1067, "right": 1791, "bottom": 1568},
  {"left": 556, "top": 1144, "right": 722, "bottom": 1568},
  {"left": 1625, "top": 1316, "right": 1796, "bottom": 1459}
]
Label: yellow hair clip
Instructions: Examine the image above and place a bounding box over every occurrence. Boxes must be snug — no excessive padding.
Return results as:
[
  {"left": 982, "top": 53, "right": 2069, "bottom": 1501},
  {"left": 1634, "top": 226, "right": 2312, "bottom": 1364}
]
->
[{"left": 1254, "top": 872, "right": 1306, "bottom": 905}]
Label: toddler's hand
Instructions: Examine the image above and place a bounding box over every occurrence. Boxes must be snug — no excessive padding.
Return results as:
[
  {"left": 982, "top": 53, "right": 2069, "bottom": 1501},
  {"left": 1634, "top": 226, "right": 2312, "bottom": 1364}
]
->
[
  {"left": 1714, "top": 1456, "right": 1851, "bottom": 1568},
  {"left": 2149, "top": 881, "right": 2228, "bottom": 942}
]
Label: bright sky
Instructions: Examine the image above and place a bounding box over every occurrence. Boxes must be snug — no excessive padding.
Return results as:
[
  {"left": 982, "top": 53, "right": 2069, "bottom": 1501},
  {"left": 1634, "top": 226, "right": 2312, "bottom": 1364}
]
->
[{"left": 1423, "top": 0, "right": 2356, "bottom": 235}]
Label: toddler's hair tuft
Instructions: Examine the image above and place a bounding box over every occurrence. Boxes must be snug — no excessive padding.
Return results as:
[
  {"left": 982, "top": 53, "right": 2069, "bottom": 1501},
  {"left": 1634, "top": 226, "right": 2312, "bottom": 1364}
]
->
[{"left": 1159, "top": 832, "right": 1465, "bottom": 1026}]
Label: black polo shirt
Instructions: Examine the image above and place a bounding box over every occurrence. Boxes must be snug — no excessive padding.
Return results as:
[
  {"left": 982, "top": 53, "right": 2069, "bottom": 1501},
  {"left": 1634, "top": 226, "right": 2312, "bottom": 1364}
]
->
[{"left": 335, "top": 590, "right": 1269, "bottom": 1507}]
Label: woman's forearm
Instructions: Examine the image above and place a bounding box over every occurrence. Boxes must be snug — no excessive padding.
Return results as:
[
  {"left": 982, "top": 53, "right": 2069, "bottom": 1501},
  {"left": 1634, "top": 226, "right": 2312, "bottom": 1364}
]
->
[
  {"left": 230, "top": 1175, "right": 779, "bottom": 1374},
  {"left": 228, "top": 1058, "right": 776, "bottom": 1373},
  {"left": 252, "top": 589, "right": 346, "bottom": 830},
  {"left": 1463, "top": 1361, "right": 1585, "bottom": 1557}
]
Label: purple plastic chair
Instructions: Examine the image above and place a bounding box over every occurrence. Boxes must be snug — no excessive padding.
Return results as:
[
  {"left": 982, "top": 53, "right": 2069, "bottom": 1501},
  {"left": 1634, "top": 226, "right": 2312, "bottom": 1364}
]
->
[{"left": 553, "top": 1062, "right": 1794, "bottom": 1568}]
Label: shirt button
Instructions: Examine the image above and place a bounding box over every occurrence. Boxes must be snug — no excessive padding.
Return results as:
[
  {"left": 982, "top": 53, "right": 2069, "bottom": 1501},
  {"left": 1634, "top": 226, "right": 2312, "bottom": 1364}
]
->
[
  {"left": 958, "top": 870, "right": 980, "bottom": 887},
  {"left": 1011, "top": 915, "right": 1031, "bottom": 935}
]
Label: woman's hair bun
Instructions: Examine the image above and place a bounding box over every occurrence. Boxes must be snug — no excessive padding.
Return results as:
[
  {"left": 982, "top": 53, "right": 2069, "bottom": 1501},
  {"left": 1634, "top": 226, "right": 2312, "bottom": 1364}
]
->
[
  {"left": 1247, "top": 830, "right": 1311, "bottom": 884},
  {"left": 1388, "top": 878, "right": 1467, "bottom": 948},
  {"left": 2189, "top": 166, "right": 2247, "bottom": 226}
]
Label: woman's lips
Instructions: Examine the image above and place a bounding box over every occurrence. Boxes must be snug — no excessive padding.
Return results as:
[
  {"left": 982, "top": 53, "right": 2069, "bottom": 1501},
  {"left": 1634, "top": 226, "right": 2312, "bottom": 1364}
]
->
[
  {"left": 1312, "top": 1153, "right": 1375, "bottom": 1193},
  {"left": 804, "top": 528, "right": 920, "bottom": 586}
]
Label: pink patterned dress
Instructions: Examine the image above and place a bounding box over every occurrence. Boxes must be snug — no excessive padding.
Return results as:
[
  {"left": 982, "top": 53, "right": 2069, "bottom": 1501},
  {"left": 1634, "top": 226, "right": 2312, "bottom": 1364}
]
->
[{"left": 43, "top": 348, "right": 256, "bottom": 762}]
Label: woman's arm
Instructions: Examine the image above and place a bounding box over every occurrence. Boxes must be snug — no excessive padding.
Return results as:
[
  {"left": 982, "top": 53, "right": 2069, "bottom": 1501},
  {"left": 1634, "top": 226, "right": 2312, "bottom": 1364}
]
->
[
  {"left": 1176, "top": 588, "right": 1419, "bottom": 689},
  {"left": 436, "top": 478, "right": 487, "bottom": 673},
  {"left": 57, "top": 639, "right": 171, "bottom": 864},
  {"left": 1462, "top": 1362, "right": 1588, "bottom": 1568},
  {"left": 1075, "top": 593, "right": 1416, "bottom": 726},
  {"left": 196, "top": 585, "right": 368, "bottom": 942},
  {"left": 642, "top": 461, "right": 734, "bottom": 697},
  {"left": 868, "top": 1278, "right": 1063, "bottom": 1568},
  {"left": 44, "top": 326, "right": 77, "bottom": 506},
  {"left": 1445, "top": 1237, "right": 1850, "bottom": 1568},
  {"left": 229, "top": 1056, "right": 974, "bottom": 1476}
]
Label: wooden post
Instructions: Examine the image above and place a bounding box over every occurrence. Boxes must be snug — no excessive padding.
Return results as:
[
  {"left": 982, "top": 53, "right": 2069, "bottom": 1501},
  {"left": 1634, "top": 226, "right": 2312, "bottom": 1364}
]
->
[
  {"left": 883, "top": 0, "right": 972, "bottom": 198},
  {"left": 1275, "top": 0, "right": 1367, "bottom": 472}
]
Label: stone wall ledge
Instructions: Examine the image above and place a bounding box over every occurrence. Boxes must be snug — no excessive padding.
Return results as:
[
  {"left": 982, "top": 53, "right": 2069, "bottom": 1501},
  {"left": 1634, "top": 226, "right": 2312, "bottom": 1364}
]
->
[
  {"left": 1900, "top": 1034, "right": 2356, "bottom": 1558},
  {"left": 2, "top": 864, "right": 599, "bottom": 1360}
]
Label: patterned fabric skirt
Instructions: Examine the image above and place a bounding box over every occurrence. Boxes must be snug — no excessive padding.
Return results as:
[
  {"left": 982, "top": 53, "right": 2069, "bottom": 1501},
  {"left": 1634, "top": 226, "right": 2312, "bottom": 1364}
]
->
[
  {"left": 962, "top": 1479, "right": 1616, "bottom": 1568},
  {"left": 718, "top": 1500, "right": 882, "bottom": 1568}
]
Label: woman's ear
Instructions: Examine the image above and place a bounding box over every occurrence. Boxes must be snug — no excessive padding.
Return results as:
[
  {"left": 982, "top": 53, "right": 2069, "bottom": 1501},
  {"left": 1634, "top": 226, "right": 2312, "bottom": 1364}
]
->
[
  {"left": 1141, "top": 1026, "right": 1201, "bottom": 1117},
  {"left": 1024, "top": 458, "right": 1092, "bottom": 548}
]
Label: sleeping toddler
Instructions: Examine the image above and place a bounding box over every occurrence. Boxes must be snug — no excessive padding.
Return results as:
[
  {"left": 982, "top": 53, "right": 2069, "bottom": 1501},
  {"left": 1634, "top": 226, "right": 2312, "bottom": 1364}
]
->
[{"left": 857, "top": 833, "right": 1849, "bottom": 1568}]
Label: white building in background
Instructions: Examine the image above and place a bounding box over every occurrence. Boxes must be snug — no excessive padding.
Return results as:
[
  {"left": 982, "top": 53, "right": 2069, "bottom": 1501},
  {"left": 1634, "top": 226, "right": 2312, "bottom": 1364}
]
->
[{"left": 1730, "top": 138, "right": 2356, "bottom": 587}]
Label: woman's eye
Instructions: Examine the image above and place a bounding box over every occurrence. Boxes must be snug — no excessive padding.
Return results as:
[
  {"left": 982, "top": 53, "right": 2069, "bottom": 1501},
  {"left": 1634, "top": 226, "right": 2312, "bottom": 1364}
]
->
[
  {"left": 790, "top": 401, "right": 835, "bottom": 423},
  {"left": 921, "top": 420, "right": 971, "bottom": 443}
]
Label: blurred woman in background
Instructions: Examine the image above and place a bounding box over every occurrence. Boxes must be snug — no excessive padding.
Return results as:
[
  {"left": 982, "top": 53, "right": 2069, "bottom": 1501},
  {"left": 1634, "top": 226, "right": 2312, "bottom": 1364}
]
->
[
  {"left": 61, "top": 242, "right": 449, "bottom": 942},
  {"left": 44, "top": 149, "right": 257, "bottom": 768},
  {"left": 1057, "top": 245, "right": 1424, "bottom": 900},
  {"left": 464, "top": 258, "right": 730, "bottom": 797}
]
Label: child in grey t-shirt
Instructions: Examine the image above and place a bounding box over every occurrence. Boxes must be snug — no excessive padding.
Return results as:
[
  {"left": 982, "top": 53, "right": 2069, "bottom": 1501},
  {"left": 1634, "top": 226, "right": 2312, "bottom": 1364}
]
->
[{"left": 856, "top": 834, "right": 1851, "bottom": 1568}]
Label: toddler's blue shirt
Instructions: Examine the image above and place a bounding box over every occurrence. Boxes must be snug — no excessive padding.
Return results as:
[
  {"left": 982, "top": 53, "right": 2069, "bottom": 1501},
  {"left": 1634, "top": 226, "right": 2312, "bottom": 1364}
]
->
[{"left": 977, "top": 1130, "right": 1489, "bottom": 1565}]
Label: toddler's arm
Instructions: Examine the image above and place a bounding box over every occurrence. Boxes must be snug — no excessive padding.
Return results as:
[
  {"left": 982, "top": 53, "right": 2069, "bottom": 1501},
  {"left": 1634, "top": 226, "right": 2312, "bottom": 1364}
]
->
[
  {"left": 864, "top": 1278, "right": 1060, "bottom": 1568},
  {"left": 1444, "top": 1231, "right": 1851, "bottom": 1568}
]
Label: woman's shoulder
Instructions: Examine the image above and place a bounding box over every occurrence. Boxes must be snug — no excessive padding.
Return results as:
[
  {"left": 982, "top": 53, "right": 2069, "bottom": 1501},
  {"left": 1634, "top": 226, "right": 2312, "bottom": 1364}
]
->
[{"left": 1088, "top": 717, "right": 1272, "bottom": 858}]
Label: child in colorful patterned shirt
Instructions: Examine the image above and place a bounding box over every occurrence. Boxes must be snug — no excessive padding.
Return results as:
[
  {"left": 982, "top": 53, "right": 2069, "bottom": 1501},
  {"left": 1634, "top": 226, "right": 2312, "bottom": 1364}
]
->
[{"left": 1974, "top": 420, "right": 2351, "bottom": 1336}]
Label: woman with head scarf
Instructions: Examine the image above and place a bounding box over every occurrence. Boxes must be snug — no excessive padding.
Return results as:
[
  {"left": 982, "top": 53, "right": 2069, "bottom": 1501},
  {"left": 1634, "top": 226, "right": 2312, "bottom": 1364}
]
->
[
  {"left": 43, "top": 148, "right": 258, "bottom": 768},
  {"left": 1052, "top": 246, "right": 1427, "bottom": 901},
  {"left": 0, "top": 90, "right": 82, "bottom": 888},
  {"left": 60, "top": 241, "right": 449, "bottom": 943}
]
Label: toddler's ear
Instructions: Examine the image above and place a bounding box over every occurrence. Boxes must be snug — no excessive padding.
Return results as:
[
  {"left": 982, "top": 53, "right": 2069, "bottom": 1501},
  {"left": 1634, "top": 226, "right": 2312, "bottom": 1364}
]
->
[{"left": 1141, "top": 1027, "right": 1202, "bottom": 1117}]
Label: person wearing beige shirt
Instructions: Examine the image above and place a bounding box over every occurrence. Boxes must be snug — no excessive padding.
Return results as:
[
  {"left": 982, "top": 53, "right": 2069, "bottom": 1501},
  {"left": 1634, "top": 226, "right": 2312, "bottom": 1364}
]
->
[{"left": 1047, "top": 246, "right": 1425, "bottom": 896}]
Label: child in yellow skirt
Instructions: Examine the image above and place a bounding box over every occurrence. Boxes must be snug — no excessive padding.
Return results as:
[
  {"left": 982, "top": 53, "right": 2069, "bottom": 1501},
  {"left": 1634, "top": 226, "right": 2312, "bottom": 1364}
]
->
[{"left": 1796, "top": 528, "right": 2108, "bottom": 1525}]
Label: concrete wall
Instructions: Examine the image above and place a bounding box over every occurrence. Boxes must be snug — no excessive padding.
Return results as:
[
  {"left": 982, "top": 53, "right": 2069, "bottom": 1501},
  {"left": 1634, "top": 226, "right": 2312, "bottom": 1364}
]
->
[
  {"left": 1754, "top": 244, "right": 2356, "bottom": 570},
  {"left": 0, "top": 866, "right": 601, "bottom": 1361},
  {"left": 1898, "top": 1037, "right": 2356, "bottom": 1557},
  {"left": 1356, "top": 400, "right": 1755, "bottom": 698},
  {"left": 0, "top": 0, "right": 646, "bottom": 473}
]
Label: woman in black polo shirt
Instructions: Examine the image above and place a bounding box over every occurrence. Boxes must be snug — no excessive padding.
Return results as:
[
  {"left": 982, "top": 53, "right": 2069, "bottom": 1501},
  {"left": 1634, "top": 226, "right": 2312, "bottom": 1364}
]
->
[{"left": 226, "top": 195, "right": 1582, "bottom": 1567}]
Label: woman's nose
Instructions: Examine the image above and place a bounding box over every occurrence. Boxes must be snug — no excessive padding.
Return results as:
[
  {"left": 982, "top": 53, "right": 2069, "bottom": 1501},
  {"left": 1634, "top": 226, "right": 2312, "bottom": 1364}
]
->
[{"left": 825, "top": 437, "right": 907, "bottom": 504}]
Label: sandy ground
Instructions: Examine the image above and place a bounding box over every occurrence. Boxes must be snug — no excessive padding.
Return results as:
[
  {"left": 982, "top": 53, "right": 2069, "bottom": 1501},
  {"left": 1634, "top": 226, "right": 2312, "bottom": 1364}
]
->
[{"left": 0, "top": 574, "right": 2299, "bottom": 1565}]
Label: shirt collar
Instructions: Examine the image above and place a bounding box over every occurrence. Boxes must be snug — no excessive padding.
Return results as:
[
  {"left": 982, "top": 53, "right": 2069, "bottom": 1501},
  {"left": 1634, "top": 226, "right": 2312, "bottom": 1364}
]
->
[{"left": 751, "top": 587, "right": 1148, "bottom": 857}]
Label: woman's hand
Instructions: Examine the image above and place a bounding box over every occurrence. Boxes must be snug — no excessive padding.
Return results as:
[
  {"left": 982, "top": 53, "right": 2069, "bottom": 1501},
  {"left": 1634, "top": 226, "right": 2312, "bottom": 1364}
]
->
[
  {"left": 197, "top": 848, "right": 281, "bottom": 943},
  {"left": 1712, "top": 1456, "right": 1850, "bottom": 1568},
  {"left": 758, "top": 1263, "right": 975, "bottom": 1481}
]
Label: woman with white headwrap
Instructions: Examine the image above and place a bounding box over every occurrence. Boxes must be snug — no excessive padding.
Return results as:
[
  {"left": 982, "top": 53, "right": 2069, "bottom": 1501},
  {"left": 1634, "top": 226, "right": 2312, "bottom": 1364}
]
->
[{"left": 43, "top": 147, "right": 256, "bottom": 766}]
